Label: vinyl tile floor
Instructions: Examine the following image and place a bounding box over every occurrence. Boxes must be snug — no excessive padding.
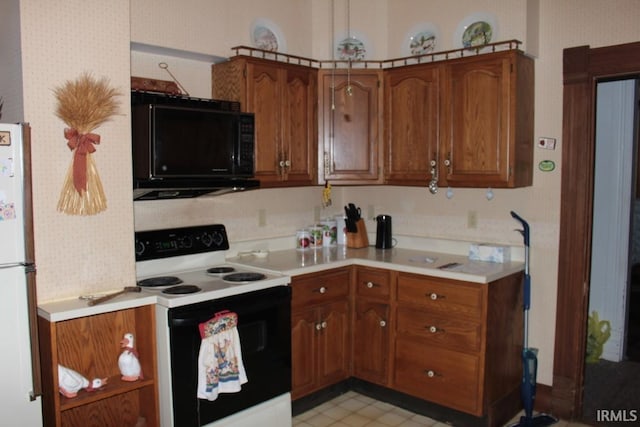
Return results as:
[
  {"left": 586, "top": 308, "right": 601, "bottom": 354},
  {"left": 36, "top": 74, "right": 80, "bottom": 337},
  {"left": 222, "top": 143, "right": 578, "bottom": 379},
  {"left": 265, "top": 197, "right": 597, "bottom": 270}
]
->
[{"left": 292, "top": 391, "right": 595, "bottom": 427}]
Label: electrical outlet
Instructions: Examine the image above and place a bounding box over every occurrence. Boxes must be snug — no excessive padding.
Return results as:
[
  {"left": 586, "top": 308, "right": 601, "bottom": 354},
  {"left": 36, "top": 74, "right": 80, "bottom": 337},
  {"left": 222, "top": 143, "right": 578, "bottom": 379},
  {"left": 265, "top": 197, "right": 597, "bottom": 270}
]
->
[
  {"left": 467, "top": 210, "right": 477, "bottom": 229},
  {"left": 258, "top": 209, "right": 267, "bottom": 227}
]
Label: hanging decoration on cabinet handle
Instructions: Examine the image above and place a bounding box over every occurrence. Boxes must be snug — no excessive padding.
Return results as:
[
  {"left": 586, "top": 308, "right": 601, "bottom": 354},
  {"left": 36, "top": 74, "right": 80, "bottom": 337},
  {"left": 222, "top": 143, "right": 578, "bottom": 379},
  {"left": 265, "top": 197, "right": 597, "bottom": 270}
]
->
[
  {"left": 54, "top": 72, "right": 121, "bottom": 216},
  {"left": 428, "top": 159, "right": 438, "bottom": 194},
  {"left": 322, "top": 181, "right": 332, "bottom": 208}
]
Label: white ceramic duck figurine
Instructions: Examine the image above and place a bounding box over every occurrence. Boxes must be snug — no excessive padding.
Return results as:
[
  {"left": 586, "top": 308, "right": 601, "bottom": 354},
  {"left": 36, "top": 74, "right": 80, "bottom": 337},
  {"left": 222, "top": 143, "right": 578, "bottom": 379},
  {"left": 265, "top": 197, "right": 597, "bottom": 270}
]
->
[
  {"left": 58, "top": 364, "right": 107, "bottom": 398},
  {"left": 118, "top": 332, "right": 143, "bottom": 381}
]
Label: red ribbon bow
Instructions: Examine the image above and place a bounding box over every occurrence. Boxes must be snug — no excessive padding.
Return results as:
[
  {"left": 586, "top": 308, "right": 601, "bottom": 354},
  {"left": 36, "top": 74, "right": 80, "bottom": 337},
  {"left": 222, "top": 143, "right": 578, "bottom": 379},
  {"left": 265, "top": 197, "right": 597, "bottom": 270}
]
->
[{"left": 64, "top": 128, "right": 101, "bottom": 193}]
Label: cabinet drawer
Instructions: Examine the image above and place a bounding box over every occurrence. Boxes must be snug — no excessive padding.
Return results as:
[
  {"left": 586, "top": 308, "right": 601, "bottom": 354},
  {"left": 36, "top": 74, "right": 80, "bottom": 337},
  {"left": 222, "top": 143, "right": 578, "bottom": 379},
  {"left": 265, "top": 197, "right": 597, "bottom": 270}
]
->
[
  {"left": 396, "top": 307, "right": 481, "bottom": 352},
  {"left": 355, "top": 267, "right": 391, "bottom": 299},
  {"left": 292, "top": 268, "right": 350, "bottom": 308},
  {"left": 397, "top": 273, "right": 483, "bottom": 318},
  {"left": 394, "top": 337, "right": 481, "bottom": 415}
]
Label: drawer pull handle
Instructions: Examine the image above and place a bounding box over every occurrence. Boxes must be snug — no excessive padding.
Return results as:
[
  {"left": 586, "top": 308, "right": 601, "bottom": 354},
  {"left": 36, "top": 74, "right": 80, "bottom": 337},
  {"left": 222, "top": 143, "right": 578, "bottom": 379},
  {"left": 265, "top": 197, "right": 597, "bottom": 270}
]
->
[
  {"left": 428, "top": 292, "right": 445, "bottom": 300},
  {"left": 424, "top": 370, "right": 441, "bottom": 378},
  {"left": 314, "top": 286, "right": 327, "bottom": 294},
  {"left": 428, "top": 325, "right": 444, "bottom": 333},
  {"left": 379, "top": 320, "right": 387, "bottom": 328}
]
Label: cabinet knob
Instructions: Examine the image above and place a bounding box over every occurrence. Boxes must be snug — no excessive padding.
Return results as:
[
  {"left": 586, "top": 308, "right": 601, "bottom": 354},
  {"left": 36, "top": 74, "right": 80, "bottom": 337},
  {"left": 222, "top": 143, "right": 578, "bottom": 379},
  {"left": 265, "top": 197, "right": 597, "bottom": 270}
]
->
[
  {"left": 443, "top": 154, "right": 452, "bottom": 174},
  {"left": 428, "top": 325, "right": 443, "bottom": 333},
  {"left": 314, "top": 286, "right": 327, "bottom": 294},
  {"left": 428, "top": 292, "right": 445, "bottom": 300},
  {"left": 285, "top": 160, "right": 291, "bottom": 168},
  {"left": 379, "top": 320, "right": 387, "bottom": 328},
  {"left": 424, "top": 369, "right": 441, "bottom": 378},
  {"left": 366, "top": 281, "right": 377, "bottom": 288},
  {"left": 321, "top": 321, "right": 328, "bottom": 329},
  {"left": 279, "top": 160, "right": 285, "bottom": 168},
  {"left": 315, "top": 322, "right": 322, "bottom": 331}
]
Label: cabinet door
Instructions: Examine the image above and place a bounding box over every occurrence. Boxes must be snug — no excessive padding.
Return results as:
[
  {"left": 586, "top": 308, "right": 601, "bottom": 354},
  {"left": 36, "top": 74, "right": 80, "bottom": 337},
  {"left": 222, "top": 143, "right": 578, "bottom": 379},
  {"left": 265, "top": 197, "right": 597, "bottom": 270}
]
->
[
  {"left": 281, "top": 65, "right": 317, "bottom": 186},
  {"left": 213, "top": 58, "right": 317, "bottom": 187},
  {"left": 384, "top": 64, "right": 440, "bottom": 186},
  {"left": 245, "top": 62, "right": 284, "bottom": 183},
  {"left": 318, "top": 69, "right": 383, "bottom": 184},
  {"left": 316, "top": 300, "right": 351, "bottom": 388},
  {"left": 353, "top": 300, "right": 389, "bottom": 385},
  {"left": 441, "top": 53, "right": 515, "bottom": 187},
  {"left": 291, "top": 308, "right": 318, "bottom": 400}
]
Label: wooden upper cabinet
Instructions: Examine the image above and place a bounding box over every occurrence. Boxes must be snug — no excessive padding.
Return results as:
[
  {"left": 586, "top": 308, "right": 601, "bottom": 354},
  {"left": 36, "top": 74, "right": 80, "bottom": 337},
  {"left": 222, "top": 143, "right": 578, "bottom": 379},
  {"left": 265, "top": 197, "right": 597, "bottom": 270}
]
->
[
  {"left": 212, "top": 57, "right": 317, "bottom": 187},
  {"left": 318, "top": 69, "right": 384, "bottom": 184},
  {"left": 440, "top": 50, "right": 534, "bottom": 187},
  {"left": 214, "top": 47, "right": 533, "bottom": 189},
  {"left": 384, "top": 63, "right": 440, "bottom": 186}
]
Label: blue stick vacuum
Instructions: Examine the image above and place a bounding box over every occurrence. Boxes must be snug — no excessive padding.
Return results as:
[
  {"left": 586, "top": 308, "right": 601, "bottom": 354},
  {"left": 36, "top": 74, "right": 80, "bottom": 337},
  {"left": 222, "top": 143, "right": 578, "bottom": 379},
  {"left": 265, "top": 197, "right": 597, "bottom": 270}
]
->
[{"left": 510, "top": 211, "right": 558, "bottom": 427}]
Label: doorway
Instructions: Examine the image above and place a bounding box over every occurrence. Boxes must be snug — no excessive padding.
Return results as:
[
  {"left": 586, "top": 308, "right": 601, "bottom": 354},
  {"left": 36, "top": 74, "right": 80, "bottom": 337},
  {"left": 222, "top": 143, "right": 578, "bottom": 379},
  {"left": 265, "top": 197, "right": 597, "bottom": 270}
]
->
[
  {"left": 589, "top": 78, "right": 637, "bottom": 363},
  {"left": 581, "top": 78, "right": 640, "bottom": 425},
  {"left": 554, "top": 41, "right": 640, "bottom": 420}
]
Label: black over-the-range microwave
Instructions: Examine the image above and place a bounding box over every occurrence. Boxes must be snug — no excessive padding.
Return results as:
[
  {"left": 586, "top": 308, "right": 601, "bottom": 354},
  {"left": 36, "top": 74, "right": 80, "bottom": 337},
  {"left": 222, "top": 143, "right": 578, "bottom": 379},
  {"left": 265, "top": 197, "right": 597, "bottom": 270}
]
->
[{"left": 131, "top": 91, "right": 259, "bottom": 200}]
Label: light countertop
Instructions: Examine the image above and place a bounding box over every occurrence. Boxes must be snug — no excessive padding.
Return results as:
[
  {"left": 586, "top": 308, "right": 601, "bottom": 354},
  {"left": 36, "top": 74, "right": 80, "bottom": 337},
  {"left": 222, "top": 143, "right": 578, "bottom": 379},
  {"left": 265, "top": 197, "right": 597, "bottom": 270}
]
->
[
  {"left": 227, "top": 245, "right": 524, "bottom": 284},
  {"left": 40, "top": 238, "right": 524, "bottom": 323},
  {"left": 38, "top": 292, "right": 157, "bottom": 323}
]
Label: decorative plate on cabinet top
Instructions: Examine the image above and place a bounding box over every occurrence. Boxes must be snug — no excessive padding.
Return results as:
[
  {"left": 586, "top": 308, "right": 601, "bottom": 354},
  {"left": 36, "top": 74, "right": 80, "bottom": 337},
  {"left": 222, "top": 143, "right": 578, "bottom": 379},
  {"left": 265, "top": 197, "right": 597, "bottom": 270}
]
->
[
  {"left": 336, "top": 36, "right": 367, "bottom": 60},
  {"left": 250, "top": 18, "right": 286, "bottom": 52},
  {"left": 403, "top": 23, "right": 440, "bottom": 56},
  {"left": 454, "top": 12, "right": 499, "bottom": 49}
]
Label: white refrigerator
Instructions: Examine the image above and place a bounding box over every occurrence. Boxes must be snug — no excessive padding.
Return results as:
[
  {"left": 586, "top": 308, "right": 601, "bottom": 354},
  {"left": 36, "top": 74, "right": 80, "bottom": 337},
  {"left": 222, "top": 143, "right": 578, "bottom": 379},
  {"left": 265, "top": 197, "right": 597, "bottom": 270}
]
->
[{"left": 0, "top": 123, "right": 43, "bottom": 425}]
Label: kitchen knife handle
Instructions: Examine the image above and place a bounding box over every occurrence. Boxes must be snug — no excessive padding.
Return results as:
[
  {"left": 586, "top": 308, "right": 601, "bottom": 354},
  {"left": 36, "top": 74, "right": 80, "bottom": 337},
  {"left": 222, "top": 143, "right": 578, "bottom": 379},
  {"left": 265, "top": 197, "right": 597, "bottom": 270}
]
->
[{"left": 87, "top": 286, "right": 141, "bottom": 306}]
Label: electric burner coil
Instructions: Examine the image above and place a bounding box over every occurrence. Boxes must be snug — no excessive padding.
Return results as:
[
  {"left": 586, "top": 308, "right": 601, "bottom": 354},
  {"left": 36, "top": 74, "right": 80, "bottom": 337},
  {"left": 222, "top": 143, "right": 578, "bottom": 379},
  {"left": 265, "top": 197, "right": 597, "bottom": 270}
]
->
[
  {"left": 137, "top": 276, "right": 183, "bottom": 287},
  {"left": 222, "top": 272, "right": 266, "bottom": 282}
]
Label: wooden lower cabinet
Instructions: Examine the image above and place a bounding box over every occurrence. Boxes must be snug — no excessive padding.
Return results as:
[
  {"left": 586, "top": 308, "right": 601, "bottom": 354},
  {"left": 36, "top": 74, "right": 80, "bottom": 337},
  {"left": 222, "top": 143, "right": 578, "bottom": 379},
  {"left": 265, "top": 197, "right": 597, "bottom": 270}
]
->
[
  {"left": 291, "top": 268, "right": 351, "bottom": 400},
  {"left": 291, "top": 266, "right": 522, "bottom": 427},
  {"left": 352, "top": 267, "right": 392, "bottom": 386},
  {"left": 38, "top": 305, "right": 159, "bottom": 427},
  {"left": 392, "top": 272, "right": 523, "bottom": 423},
  {"left": 353, "top": 300, "right": 390, "bottom": 385}
]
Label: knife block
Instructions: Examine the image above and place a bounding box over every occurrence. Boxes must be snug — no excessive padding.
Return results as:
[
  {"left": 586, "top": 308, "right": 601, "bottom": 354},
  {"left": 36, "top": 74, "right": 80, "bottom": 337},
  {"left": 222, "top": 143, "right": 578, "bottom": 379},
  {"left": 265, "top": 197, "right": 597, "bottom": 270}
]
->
[{"left": 346, "top": 219, "right": 369, "bottom": 248}]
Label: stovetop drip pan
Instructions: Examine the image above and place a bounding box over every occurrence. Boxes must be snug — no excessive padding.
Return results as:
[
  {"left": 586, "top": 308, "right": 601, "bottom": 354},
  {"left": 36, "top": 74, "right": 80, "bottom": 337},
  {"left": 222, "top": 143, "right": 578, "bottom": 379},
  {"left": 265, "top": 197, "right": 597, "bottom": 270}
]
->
[
  {"left": 206, "top": 266, "right": 236, "bottom": 275},
  {"left": 137, "top": 276, "right": 183, "bottom": 287},
  {"left": 162, "top": 284, "right": 202, "bottom": 295},
  {"left": 222, "top": 272, "right": 267, "bottom": 282}
]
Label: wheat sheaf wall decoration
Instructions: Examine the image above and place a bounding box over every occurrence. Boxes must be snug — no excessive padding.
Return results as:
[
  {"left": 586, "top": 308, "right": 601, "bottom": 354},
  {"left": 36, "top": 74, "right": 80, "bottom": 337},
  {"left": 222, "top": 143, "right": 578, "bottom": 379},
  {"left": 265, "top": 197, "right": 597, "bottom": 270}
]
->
[{"left": 53, "top": 73, "right": 121, "bottom": 216}]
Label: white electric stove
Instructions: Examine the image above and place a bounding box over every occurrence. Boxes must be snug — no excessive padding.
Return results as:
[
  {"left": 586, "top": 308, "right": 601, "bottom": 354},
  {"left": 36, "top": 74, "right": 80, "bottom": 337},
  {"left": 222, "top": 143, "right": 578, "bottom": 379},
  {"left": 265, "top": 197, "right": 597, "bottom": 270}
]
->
[{"left": 135, "top": 225, "right": 292, "bottom": 427}]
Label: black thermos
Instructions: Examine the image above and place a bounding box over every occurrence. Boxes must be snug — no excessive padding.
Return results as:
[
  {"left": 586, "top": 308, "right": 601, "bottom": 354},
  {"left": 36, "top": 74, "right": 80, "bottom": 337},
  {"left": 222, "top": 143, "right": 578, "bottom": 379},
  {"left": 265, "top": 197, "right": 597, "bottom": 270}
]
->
[{"left": 375, "top": 214, "right": 393, "bottom": 249}]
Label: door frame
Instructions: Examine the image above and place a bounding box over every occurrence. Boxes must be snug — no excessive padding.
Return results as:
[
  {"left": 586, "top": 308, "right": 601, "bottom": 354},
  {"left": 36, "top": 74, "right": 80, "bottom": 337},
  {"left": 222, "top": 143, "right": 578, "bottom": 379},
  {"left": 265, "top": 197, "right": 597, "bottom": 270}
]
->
[{"left": 554, "top": 41, "right": 640, "bottom": 419}]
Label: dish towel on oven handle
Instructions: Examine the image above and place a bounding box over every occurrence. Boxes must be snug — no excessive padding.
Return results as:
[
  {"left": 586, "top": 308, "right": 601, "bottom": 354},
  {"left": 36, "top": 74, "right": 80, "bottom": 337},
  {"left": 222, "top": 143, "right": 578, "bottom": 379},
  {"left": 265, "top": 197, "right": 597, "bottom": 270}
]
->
[{"left": 197, "top": 310, "right": 247, "bottom": 401}]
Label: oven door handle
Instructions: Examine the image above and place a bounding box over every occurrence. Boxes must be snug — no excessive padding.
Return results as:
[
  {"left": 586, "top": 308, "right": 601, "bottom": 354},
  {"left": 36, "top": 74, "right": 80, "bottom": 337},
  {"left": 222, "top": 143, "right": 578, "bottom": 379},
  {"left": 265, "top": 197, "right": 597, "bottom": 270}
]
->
[{"left": 168, "top": 317, "right": 199, "bottom": 327}]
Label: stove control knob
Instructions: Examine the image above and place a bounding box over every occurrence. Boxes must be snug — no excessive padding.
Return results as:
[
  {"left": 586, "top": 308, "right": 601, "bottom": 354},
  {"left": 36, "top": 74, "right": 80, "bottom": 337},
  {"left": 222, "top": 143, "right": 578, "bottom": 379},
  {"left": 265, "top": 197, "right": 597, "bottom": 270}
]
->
[
  {"left": 179, "top": 236, "right": 193, "bottom": 248},
  {"left": 135, "top": 239, "right": 146, "bottom": 256},
  {"left": 200, "top": 233, "right": 213, "bottom": 247},
  {"left": 211, "top": 231, "right": 225, "bottom": 247}
]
